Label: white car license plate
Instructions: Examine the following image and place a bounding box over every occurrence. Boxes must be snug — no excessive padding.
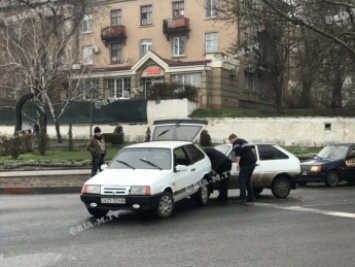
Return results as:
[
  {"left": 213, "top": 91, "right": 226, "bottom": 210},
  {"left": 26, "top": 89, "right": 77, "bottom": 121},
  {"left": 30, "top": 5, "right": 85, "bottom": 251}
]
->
[
  {"left": 302, "top": 171, "right": 308, "bottom": 176},
  {"left": 101, "top": 198, "right": 126, "bottom": 204}
]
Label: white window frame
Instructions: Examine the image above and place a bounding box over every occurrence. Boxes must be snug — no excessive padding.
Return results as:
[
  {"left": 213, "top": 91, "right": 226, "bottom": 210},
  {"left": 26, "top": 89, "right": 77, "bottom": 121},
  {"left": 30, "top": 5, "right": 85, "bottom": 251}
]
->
[
  {"left": 140, "top": 39, "right": 152, "bottom": 58},
  {"left": 205, "top": 0, "right": 217, "bottom": 18},
  {"left": 111, "top": 9, "right": 122, "bottom": 26},
  {"left": 173, "top": 36, "right": 185, "bottom": 57},
  {"left": 173, "top": 73, "right": 201, "bottom": 89},
  {"left": 205, "top": 32, "right": 218, "bottom": 53},
  {"left": 82, "top": 14, "right": 93, "bottom": 34},
  {"left": 82, "top": 45, "right": 94, "bottom": 65},
  {"left": 141, "top": 5, "right": 152, "bottom": 26},
  {"left": 111, "top": 43, "right": 122, "bottom": 63},
  {"left": 106, "top": 78, "right": 131, "bottom": 99}
]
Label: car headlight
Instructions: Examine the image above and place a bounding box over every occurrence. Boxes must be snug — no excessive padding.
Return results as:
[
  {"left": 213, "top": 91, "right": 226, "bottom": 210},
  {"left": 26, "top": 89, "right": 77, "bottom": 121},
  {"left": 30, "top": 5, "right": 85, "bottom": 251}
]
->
[
  {"left": 310, "top": 166, "right": 321, "bottom": 172},
  {"left": 81, "top": 185, "right": 101, "bottom": 194},
  {"left": 130, "top": 186, "right": 151, "bottom": 195}
]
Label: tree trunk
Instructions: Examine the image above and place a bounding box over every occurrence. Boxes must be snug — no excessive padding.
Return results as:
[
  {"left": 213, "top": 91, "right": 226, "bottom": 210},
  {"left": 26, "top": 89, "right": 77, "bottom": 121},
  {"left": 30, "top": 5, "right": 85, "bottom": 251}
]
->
[
  {"left": 298, "top": 80, "right": 313, "bottom": 108},
  {"left": 330, "top": 73, "right": 343, "bottom": 108},
  {"left": 55, "top": 120, "right": 63, "bottom": 143}
]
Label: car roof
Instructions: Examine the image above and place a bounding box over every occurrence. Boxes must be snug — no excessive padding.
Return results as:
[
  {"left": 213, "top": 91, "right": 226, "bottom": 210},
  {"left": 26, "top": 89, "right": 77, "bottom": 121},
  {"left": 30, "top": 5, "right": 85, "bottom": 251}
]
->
[{"left": 124, "top": 140, "right": 194, "bottom": 149}]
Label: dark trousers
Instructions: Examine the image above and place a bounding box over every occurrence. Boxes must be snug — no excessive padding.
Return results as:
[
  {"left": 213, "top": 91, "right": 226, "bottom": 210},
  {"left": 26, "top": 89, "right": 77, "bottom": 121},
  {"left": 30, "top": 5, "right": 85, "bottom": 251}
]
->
[
  {"left": 91, "top": 154, "right": 105, "bottom": 177},
  {"left": 217, "top": 172, "right": 230, "bottom": 202},
  {"left": 238, "top": 165, "right": 255, "bottom": 201}
]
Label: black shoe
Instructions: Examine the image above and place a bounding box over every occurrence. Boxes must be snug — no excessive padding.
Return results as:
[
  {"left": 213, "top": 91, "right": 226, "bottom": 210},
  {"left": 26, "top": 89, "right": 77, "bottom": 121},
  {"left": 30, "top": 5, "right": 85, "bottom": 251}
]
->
[
  {"left": 234, "top": 199, "right": 247, "bottom": 204},
  {"left": 247, "top": 196, "right": 256, "bottom": 202}
]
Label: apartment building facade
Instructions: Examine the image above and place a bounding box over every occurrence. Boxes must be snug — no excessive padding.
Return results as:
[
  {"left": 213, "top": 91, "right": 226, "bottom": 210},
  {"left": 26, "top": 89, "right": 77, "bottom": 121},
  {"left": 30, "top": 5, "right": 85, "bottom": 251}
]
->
[{"left": 77, "top": 0, "right": 265, "bottom": 109}]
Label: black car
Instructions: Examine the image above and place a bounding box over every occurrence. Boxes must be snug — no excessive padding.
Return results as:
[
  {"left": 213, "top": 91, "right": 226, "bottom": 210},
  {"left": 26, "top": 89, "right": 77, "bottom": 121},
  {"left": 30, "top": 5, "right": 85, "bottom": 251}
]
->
[{"left": 299, "top": 144, "right": 355, "bottom": 187}]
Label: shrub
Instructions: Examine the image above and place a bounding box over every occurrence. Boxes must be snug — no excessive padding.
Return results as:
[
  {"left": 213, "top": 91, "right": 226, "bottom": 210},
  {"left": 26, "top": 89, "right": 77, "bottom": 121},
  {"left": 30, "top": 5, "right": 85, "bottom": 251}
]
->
[
  {"left": 19, "top": 134, "right": 33, "bottom": 153},
  {"left": 103, "top": 133, "right": 124, "bottom": 144},
  {"left": 145, "top": 127, "right": 151, "bottom": 142},
  {"left": 0, "top": 135, "right": 11, "bottom": 156},
  {"left": 10, "top": 136, "right": 21, "bottom": 159},
  {"left": 200, "top": 129, "right": 212, "bottom": 146}
]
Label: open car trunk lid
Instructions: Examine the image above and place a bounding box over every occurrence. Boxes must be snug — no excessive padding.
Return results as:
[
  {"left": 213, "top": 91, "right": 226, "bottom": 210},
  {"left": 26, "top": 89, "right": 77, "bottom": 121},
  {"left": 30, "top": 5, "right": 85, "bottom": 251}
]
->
[{"left": 151, "top": 119, "right": 208, "bottom": 142}]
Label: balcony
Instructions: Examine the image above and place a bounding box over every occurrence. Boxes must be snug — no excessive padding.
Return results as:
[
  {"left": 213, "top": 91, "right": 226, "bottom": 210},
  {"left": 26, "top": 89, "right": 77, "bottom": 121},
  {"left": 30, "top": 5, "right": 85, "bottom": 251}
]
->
[
  {"left": 163, "top": 18, "right": 190, "bottom": 40},
  {"left": 101, "top": 25, "right": 127, "bottom": 47}
]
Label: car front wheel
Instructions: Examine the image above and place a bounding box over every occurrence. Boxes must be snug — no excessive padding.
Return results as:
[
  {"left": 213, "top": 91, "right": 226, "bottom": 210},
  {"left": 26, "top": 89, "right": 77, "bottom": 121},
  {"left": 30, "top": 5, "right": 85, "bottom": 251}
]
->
[
  {"left": 325, "top": 171, "right": 339, "bottom": 187},
  {"left": 87, "top": 208, "right": 109, "bottom": 218},
  {"left": 156, "top": 191, "right": 175, "bottom": 218},
  {"left": 191, "top": 179, "right": 209, "bottom": 206},
  {"left": 271, "top": 176, "right": 291, "bottom": 198}
]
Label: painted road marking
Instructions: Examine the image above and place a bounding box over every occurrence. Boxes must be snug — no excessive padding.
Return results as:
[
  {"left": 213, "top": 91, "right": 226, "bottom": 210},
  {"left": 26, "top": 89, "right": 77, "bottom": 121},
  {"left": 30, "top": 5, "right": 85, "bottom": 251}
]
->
[{"left": 254, "top": 203, "right": 355, "bottom": 219}]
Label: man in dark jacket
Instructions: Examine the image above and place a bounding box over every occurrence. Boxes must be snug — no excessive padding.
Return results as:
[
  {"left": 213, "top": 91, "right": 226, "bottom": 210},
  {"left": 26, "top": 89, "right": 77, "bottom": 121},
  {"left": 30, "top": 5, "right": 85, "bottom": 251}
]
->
[
  {"left": 204, "top": 147, "right": 232, "bottom": 203},
  {"left": 87, "top": 127, "right": 106, "bottom": 177},
  {"left": 229, "top": 133, "right": 256, "bottom": 204}
]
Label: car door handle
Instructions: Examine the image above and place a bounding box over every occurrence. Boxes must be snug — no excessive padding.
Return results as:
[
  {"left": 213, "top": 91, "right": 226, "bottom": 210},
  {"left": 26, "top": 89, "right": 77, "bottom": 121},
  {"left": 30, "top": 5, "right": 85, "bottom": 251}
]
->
[{"left": 191, "top": 168, "right": 196, "bottom": 172}]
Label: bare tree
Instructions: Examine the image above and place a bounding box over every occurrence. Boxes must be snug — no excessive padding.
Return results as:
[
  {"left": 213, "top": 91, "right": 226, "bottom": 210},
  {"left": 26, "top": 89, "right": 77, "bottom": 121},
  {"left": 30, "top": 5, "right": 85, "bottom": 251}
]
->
[
  {"left": 0, "top": 0, "right": 89, "bottom": 142},
  {"left": 259, "top": 0, "right": 355, "bottom": 57}
]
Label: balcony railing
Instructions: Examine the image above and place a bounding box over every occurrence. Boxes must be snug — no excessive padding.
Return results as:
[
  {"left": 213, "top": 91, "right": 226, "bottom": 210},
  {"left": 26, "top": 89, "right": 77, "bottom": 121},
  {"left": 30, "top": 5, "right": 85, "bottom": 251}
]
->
[
  {"left": 101, "top": 25, "right": 127, "bottom": 47},
  {"left": 163, "top": 18, "right": 190, "bottom": 40}
]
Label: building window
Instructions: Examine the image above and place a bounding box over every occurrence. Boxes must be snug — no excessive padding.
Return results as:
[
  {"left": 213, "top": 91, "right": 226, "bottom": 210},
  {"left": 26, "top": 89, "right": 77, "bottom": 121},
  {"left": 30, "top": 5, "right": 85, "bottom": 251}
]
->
[
  {"left": 106, "top": 78, "right": 131, "bottom": 99},
  {"left": 205, "top": 0, "right": 217, "bottom": 18},
  {"left": 111, "top": 43, "right": 122, "bottom": 63},
  {"left": 205, "top": 32, "right": 218, "bottom": 53},
  {"left": 173, "top": 73, "right": 201, "bottom": 89},
  {"left": 244, "top": 70, "right": 257, "bottom": 93},
  {"left": 78, "top": 79, "right": 99, "bottom": 100},
  {"left": 82, "top": 45, "right": 94, "bottom": 65},
  {"left": 141, "top": 5, "right": 152, "bottom": 26},
  {"left": 173, "top": 36, "right": 185, "bottom": 57},
  {"left": 82, "top": 14, "right": 93, "bottom": 33},
  {"left": 140, "top": 39, "right": 152, "bottom": 58},
  {"left": 173, "top": 1, "right": 184, "bottom": 19},
  {"left": 111, "top": 10, "right": 121, "bottom": 26}
]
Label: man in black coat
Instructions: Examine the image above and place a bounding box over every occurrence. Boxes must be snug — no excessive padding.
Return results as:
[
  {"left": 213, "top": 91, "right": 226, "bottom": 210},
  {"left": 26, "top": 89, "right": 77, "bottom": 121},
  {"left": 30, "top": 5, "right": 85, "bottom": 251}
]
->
[{"left": 204, "top": 147, "right": 232, "bottom": 203}]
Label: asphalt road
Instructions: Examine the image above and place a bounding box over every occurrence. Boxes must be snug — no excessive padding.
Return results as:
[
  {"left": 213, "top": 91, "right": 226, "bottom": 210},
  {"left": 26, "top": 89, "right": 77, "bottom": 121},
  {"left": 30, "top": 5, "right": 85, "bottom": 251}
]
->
[{"left": 1, "top": 184, "right": 355, "bottom": 267}]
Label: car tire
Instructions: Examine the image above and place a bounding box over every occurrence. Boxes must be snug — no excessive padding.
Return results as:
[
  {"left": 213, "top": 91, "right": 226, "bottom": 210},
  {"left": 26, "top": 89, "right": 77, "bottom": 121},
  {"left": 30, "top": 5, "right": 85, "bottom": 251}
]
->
[
  {"left": 191, "top": 179, "right": 209, "bottom": 206},
  {"left": 87, "top": 208, "right": 109, "bottom": 218},
  {"left": 271, "top": 176, "right": 291, "bottom": 199},
  {"left": 297, "top": 181, "right": 308, "bottom": 186},
  {"left": 252, "top": 187, "right": 263, "bottom": 196},
  {"left": 156, "top": 191, "right": 175, "bottom": 218},
  {"left": 325, "top": 171, "right": 339, "bottom": 187}
]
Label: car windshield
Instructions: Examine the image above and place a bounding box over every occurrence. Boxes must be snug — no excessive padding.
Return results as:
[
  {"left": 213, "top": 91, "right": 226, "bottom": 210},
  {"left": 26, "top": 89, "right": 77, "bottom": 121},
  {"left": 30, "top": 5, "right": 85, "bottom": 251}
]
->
[
  {"left": 316, "top": 145, "right": 348, "bottom": 160},
  {"left": 108, "top": 147, "right": 172, "bottom": 170}
]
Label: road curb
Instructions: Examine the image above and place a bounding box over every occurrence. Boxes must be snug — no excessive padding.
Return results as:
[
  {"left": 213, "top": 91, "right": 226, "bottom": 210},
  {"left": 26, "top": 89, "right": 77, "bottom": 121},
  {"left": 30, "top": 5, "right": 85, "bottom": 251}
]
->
[{"left": 0, "top": 187, "right": 82, "bottom": 194}]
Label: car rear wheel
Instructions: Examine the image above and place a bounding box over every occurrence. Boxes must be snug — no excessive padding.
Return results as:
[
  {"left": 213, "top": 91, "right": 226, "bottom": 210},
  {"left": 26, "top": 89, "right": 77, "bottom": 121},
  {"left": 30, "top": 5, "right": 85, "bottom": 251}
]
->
[
  {"left": 191, "top": 179, "right": 209, "bottom": 206},
  {"left": 252, "top": 187, "right": 263, "bottom": 196},
  {"left": 271, "top": 176, "right": 291, "bottom": 199},
  {"left": 325, "top": 171, "right": 339, "bottom": 187},
  {"left": 87, "top": 208, "right": 109, "bottom": 218},
  {"left": 156, "top": 191, "right": 174, "bottom": 218}
]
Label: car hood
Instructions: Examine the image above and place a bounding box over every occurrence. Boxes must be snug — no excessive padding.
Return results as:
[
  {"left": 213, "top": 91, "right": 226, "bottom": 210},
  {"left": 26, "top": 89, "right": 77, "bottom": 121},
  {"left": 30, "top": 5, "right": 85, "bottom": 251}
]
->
[
  {"left": 151, "top": 119, "right": 207, "bottom": 142},
  {"left": 84, "top": 169, "right": 170, "bottom": 186}
]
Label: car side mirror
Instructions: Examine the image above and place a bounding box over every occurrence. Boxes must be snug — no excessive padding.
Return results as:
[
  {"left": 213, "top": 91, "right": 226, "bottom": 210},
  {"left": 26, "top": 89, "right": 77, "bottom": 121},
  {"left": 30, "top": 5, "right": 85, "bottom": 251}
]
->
[
  {"left": 175, "top": 165, "right": 187, "bottom": 172},
  {"left": 101, "top": 164, "right": 108, "bottom": 170}
]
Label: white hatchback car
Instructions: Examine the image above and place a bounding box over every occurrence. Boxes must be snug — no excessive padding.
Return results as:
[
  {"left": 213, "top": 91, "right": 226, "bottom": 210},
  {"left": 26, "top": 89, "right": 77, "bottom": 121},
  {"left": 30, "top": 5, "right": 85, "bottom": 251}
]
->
[
  {"left": 81, "top": 119, "right": 212, "bottom": 218},
  {"left": 214, "top": 143, "right": 301, "bottom": 198}
]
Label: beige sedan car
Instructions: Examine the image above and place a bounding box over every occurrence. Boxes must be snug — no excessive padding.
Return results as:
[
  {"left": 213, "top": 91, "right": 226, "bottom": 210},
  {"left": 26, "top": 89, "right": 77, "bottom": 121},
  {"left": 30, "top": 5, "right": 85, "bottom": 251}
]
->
[{"left": 213, "top": 143, "right": 301, "bottom": 198}]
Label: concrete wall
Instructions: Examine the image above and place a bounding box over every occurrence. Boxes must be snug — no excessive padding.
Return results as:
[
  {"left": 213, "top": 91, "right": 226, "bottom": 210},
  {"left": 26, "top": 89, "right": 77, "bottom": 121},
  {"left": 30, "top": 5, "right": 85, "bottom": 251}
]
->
[{"left": 1, "top": 99, "right": 354, "bottom": 147}]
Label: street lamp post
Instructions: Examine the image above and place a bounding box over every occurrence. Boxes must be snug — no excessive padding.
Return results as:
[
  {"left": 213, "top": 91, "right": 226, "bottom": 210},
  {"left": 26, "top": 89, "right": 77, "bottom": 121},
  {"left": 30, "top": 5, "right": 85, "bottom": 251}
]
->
[{"left": 87, "top": 85, "right": 96, "bottom": 137}]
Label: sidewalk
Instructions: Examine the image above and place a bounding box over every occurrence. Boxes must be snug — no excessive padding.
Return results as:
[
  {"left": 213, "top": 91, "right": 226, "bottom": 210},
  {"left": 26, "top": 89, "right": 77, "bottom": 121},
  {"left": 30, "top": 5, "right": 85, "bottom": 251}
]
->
[{"left": 0, "top": 169, "right": 91, "bottom": 194}]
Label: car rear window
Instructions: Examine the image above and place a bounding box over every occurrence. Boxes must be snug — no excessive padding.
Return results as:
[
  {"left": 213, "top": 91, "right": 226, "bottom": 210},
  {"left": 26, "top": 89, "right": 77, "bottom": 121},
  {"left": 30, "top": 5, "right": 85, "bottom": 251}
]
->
[{"left": 258, "top": 145, "right": 289, "bottom": 160}]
